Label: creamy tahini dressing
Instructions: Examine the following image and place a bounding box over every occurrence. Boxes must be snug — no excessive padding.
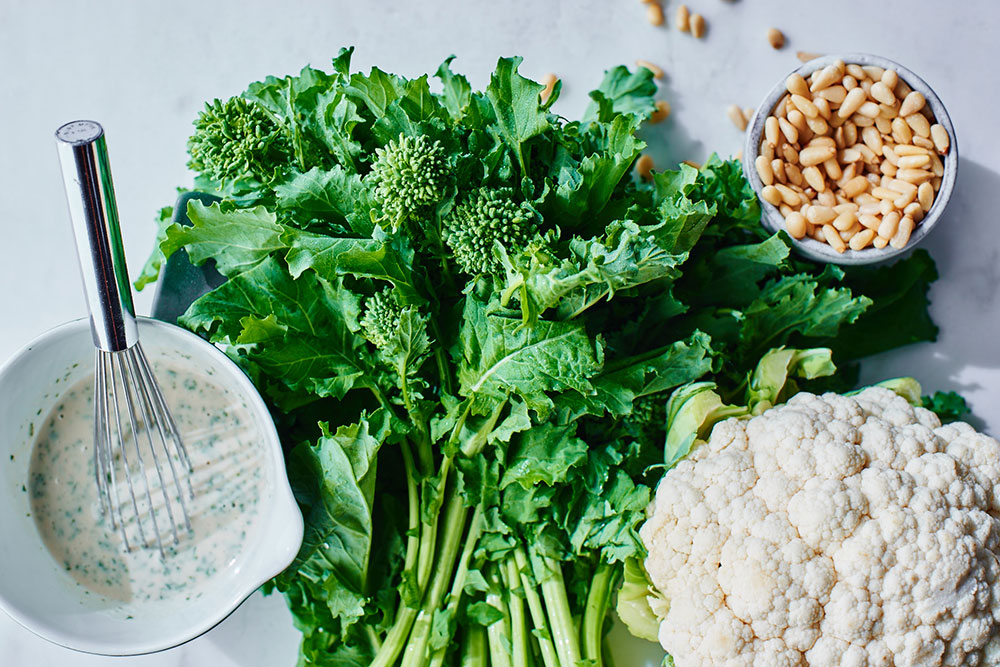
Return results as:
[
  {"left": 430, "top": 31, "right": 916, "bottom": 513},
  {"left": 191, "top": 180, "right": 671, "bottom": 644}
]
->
[{"left": 28, "top": 361, "right": 266, "bottom": 605}]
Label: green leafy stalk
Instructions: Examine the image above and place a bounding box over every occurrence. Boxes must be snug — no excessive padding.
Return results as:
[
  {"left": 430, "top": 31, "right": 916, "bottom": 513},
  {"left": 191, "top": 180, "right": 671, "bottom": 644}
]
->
[
  {"left": 582, "top": 561, "right": 620, "bottom": 665},
  {"left": 538, "top": 556, "right": 581, "bottom": 666}
]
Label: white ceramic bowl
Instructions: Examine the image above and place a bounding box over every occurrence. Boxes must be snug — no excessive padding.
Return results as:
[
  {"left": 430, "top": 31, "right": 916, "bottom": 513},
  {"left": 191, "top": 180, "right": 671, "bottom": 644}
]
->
[
  {"left": 0, "top": 317, "right": 303, "bottom": 655},
  {"left": 742, "top": 53, "right": 958, "bottom": 265}
]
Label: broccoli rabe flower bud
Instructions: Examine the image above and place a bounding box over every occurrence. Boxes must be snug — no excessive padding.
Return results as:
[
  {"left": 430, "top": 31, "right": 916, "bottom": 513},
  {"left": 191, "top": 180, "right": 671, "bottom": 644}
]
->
[
  {"left": 445, "top": 188, "right": 540, "bottom": 277},
  {"left": 625, "top": 393, "right": 668, "bottom": 448},
  {"left": 360, "top": 288, "right": 403, "bottom": 350},
  {"left": 187, "top": 96, "right": 292, "bottom": 186},
  {"left": 370, "top": 134, "right": 449, "bottom": 226}
]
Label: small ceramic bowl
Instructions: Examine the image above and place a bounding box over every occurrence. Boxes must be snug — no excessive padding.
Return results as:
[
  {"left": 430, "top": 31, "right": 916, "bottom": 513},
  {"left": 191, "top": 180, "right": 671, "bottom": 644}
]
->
[
  {"left": 0, "top": 317, "right": 303, "bottom": 655},
  {"left": 742, "top": 53, "right": 958, "bottom": 265}
]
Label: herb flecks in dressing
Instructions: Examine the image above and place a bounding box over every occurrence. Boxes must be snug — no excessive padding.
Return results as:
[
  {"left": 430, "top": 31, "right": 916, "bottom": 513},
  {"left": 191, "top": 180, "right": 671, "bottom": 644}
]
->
[{"left": 28, "top": 361, "right": 266, "bottom": 605}]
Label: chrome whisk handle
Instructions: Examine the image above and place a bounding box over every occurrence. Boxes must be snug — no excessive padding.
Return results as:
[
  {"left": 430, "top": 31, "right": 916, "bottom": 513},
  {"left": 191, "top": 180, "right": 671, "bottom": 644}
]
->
[{"left": 56, "top": 121, "right": 138, "bottom": 352}]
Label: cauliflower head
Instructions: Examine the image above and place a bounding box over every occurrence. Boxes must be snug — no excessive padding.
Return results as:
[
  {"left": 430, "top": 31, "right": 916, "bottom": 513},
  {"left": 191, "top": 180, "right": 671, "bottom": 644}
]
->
[{"left": 640, "top": 387, "right": 1000, "bottom": 667}]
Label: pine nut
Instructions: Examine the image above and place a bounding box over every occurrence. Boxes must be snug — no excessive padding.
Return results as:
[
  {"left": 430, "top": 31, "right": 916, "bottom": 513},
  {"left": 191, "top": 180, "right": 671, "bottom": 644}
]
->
[
  {"left": 894, "top": 79, "right": 912, "bottom": 100},
  {"left": 895, "top": 144, "right": 930, "bottom": 156},
  {"left": 767, "top": 28, "right": 785, "bottom": 49},
  {"left": 857, "top": 143, "right": 878, "bottom": 164},
  {"left": 834, "top": 60, "right": 847, "bottom": 75},
  {"left": 810, "top": 225, "right": 825, "bottom": 241},
  {"left": 881, "top": 69, "right": 899, "bottom": 89},
  {"left": 799, "top": 165, "right": 822, "bottom": 192},
  {"left": 846, "top": 64, "right": 866, "bottom": 80},
  {"left": 904, "top": 201, "right": 924, "bottom": 222},
  {"left": 761, "top": 185, "right": 782, "bottom": 206},
  {"left": 810, "top": 65, "right": 842, "bottom": 93},
  {"left": 797, "top": 51, "right": 822, "bottom": 63},
  {"left": 637, "top": 154, "right": 655, "bottom": 181},
  {"left": 840, "top": 224, "right": 860, "bottom": 242},
  {"left": 851, "top": 114, "right": 875, "bottom": 128},
  {"left": 636, "top": 60, "right": 665, "bottom": 79},
  {"left": 878, "top": 103, "right": 899, "bottom": 120},
  {"left": 879, "top": 198, "right": 893, "bottom": 215},
  {"left": 791, "top": 94, "right": 820, "bottom": 119},
  {"left": 844, "top": 121, "right": 858, "bottom": 146},
  {"left": 890, "top": 216, "right": 914, "bottom": 249},
  {"left": 824, "top": 158, "right": 843, "bottom": 180},
  {"left": 875, "top": 117, "right": 892, "bottom": 134},
  {"left": 887, "top": 179, "right": 917, "bottom": 195},
  {"left": 675, "top": 4, "right": 690, "bottom": 32},
  {"left": 860, "top": 80, "right": 873, "bottom": 95},
  {"left": 896, "top": 168, "right": 934, "bottom": 184},
  {"left": 833, "top": 210, "right": 857, "bottom": 231},
  {"left": 785, "top": 163, "right": 804, "bottom": 187},
  {"left": 931, "top": 124, "right": 950, "bottom": 154},
  {"left": 893, "top": 188, "right": 916, "bottom": 209},
  {"left": 878, "top": 211, "right": 900, "bottom": 239},
  {"left": 772, "top": 159, "right": 787, "bottom": 183},
  {"left": 779, "top": 117, "right": 799, "bottom": 144},
  {"left": 817, "top": 189, "right": 836, "bottom": 207},
  {"left": 912, "top": 136, "right": 935, "bottom": 150},
  {"left": 650, "top": 100, "right": 671, "bottom": 124},
  {"left": 754, "top": 156, "right": 773, "bottom": 185},
  {"left": 850, "top": 228, "right": 876, "bottom": 250},
  {"left": 859, "top": 213, "right": 881, "bottom": 230},
  {"left": 870, "top": 81, "right": 896, "bottom": 106},
  {"left": 647, "top": 2, "right": 665, "bottom": 26},
  {"left": 818, "top": 85, "right": 847, "bottom": 104},
  {"left": 799, "top": 145, "right": 836, "bottom": 167},
  {"left": 857, "top": 101, "right": 881, "bottom": 119},
  {"left": 856, "top": 192, "right": 878, "bottom": 205},
  {"left": 873, "top": 235, "right": 889, "bottom": 249},
  {"left": 765, "top": 116, "right": 780, "bottom": 146},
  {"left": 842, "top": 175, "right": 870, "bottom": 198},
  {"left": 805, "top": 205, "right": 836, "bottom": 225},
  {"left": 838, "top": 87, "right": 867, "bottom": 118},
  {"left": 775, "top": 183, "right": 800, "bottom": 206},
  {"left": 905, "top": 113, "right": 931, "bottom": 138},
  {"left": 861, "top": 65, "right": 885, "bottom": 81},
  {"left": 823, "top": 224, "right": 847, "bottom": 252},
  {"left": 917, "top": 182, "right": 934, "bottom": 210},
  {"left": 898, "top": 91, "right": 926, "bottom": 118},
  {"left": 882, "top": 146, "right": 901, "bottom": 163},
  {"left": 880, "top": 161, "right": 898, "bottom": 177},
  {"left": 806, "top": 116, "right": 829, "bottom": 135},
  {"left": 541, "top": 73, "right": 558, "bottom": 103},
  {"left": 891, "top": 117, "right": 912, "bottom": 144},
  {"left": 690, "top": 13, "right": 706, "bottom": 38},
  {"left": 840, "top": 147, "right": 863, "bottom": 163},
  {"left": 682, "top": 160, "right": 701, "bottom": 169},
  {"left": 727, "top": 104, "right": 748, "bottom": 131},
  {"left": 843, "top": 75, "right": 858, "bottom": 91},
  {"left": 861, "top": 126, "right": 884, "bottom": 155},
  {"left": 785, "top": 211, "right": 808, "bottom": 239},
  {"left": 930, "top": 153, "right": 944, "bottom": 177},
  {"left": 898, "top": 154, "right": 930, "bottom": 169},
  {"left": 813, "top": 97, "right": 832, "bottom": 120},
  {"left": 871, "top": 186, "right": 899, "bottom": 201},
  {"left": 785, "top": 74, "right": 808, "bottom": 98},
  {"left": 762, "top": 142, "right": 775, "bottom": 162},
  {"left": 788, "top": 109, "right": 808, "bottom": 134}
]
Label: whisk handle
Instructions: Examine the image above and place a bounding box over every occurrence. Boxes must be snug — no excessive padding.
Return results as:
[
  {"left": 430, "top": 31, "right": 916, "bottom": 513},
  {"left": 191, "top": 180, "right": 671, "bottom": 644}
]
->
[{"left": 56, "top": 121, "right": 138, "bottom": 352}]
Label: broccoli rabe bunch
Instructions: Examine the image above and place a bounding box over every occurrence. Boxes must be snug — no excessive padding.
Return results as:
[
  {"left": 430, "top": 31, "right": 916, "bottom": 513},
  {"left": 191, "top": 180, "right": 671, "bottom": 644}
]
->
[{"left": 153, "top": 49, "right": 942, "bottom": 667}]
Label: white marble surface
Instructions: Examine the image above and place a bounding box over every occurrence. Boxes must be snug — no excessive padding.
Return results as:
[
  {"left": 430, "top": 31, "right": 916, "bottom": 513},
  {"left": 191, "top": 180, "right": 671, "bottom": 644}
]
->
[{"left": 1, "top": 0, "right": 998, "bottom": 664}]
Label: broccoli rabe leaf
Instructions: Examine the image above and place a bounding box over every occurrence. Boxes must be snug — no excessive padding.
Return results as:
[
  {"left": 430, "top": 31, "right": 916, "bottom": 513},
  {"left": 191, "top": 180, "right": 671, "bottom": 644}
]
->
[{"left": 485, "top": 56, "right": 551, "bottom": 176}]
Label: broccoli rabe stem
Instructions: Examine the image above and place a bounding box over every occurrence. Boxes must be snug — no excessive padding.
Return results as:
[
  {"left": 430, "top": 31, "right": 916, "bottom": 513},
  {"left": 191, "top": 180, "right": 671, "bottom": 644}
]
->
[
  {"left": 501, "top": 559, "right": 530, "bottom": 667},
  {"left": 429, "top": 508, "right": 485, "bottom": 667},
  {"left": 538, "top": 555, "right": 582, "bottom": 667},
  {"left": 486, "top": 566, "right": 514, "bottom": 667},
  {"left": 460, "top": 626, "right": 488, "bottom": 667},
  {"left": 402, "top": 491, "right": 471, "bottom": 667},
  {"left": 513, "top": 547, "right": 560, "bottom": 667},
  {"left": 581, "top": 561, "right": 620, "bottom": 666}
]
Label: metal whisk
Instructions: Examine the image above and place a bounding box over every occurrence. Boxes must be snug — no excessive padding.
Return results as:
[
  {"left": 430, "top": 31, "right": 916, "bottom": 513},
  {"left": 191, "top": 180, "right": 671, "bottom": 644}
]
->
[{"left": 56, "top": 121, "right": 194, "bottom": 557}]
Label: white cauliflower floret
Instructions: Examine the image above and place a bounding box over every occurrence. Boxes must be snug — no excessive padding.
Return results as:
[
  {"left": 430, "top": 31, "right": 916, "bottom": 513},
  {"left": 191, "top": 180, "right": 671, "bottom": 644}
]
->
[{"left": 640, "top": 387, "right": 1000, "bottom": 666}]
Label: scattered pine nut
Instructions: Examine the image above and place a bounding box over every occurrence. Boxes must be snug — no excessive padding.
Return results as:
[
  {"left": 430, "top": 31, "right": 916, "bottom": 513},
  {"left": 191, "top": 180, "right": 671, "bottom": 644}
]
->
[
  {"left": 636, "top": 154, "right": 655, "bottom": 181},
  {"left": 540, "top": 73, "right": 558, "bottom": 103},
  {"left": 681, "top": 159, "right": 701, "bottom": 169},
  {"left": 646, "top": 2, "right": 665, "bottom": 27},
  {"left": 690, "top": 13, "right": 706, "bottom": 38},
  {"left": 767, "top": 28, "right": 785, "bottom": 50},
  {"left": 676, "top": 4, "right": 691, "bottom": 32},
  {"left": 796, "top": 51, "right": 822, "bottom": 63},
  {"left": 727, "top": 104, "right": 748, "bottom": 131},
  {"left": 636, "top": 60, "right": 665, "bottom": 79},
  {"left": 650, "top": 100, "right": 671, "bottom": 124}
]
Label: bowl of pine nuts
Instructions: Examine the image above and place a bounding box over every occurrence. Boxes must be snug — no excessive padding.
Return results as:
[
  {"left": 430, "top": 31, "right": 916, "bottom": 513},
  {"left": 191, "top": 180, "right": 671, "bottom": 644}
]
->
[{"left": 743, "top": 54, "right": 957, "bottom": 264}]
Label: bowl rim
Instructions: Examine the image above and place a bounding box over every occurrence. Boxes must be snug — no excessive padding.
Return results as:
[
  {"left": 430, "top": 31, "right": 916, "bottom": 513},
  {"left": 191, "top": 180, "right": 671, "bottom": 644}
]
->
[
  {"left": 742, "top": 52, "right": 959, "bottom": 265},
  {"left": 0, "top": 316, "right": 304, "bottom": 656}
]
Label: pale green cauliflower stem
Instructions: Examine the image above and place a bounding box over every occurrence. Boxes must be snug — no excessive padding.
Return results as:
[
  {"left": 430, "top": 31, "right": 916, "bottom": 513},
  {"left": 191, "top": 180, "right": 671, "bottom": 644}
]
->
[{"left": 640, "top": 387, "right": 1000, "bottom": 667}]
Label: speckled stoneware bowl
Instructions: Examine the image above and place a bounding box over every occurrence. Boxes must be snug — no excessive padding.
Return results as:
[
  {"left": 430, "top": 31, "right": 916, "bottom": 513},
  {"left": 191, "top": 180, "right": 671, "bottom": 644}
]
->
[{"left": 742, "top": 53, "right": 958, "bottom": 265}]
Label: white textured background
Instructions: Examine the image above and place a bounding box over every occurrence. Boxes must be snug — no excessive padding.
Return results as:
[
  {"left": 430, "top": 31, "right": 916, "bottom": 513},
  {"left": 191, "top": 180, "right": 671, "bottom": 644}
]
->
[{"left": 1, "top": 0, "right": 998, "bottom": 664}]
